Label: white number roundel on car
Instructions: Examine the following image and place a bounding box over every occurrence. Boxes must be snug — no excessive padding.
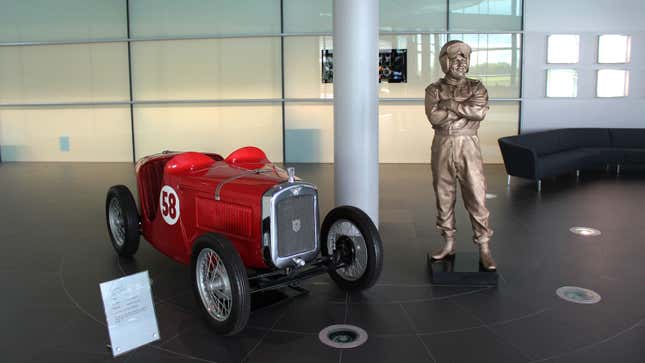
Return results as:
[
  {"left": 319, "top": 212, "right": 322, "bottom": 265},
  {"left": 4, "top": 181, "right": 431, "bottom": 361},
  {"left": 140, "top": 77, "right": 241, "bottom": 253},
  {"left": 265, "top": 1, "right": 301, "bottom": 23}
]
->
[{"left": 159, "top": 185, "right": 180, "bottom": 225}]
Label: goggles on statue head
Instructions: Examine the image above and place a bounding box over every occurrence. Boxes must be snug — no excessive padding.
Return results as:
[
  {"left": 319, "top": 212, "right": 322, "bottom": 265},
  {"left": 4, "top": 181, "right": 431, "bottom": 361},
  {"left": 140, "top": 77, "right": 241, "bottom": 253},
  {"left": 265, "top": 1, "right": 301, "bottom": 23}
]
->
[{"left": 439, "top": 40, "right": 472, "bottom": 74}]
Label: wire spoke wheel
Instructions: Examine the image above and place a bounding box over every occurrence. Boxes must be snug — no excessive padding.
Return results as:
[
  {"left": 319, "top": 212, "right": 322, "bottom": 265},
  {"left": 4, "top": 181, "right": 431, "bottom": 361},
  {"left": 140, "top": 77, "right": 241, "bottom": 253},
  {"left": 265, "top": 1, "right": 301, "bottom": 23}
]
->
[
  {"left": 328, "top": 219, "right": 368, "bottom": 281},
  {"left": 108, "top": 198, "right": 126, "bottom": 247},
  {"left": 105, "top": 185, "right": 140, "bottom": 257},
  {"left": 321, "top": 206, "right": 383, "bottom": 292},
  {"left": 196, "top": 248, "right": 233, "bottom": 322}
]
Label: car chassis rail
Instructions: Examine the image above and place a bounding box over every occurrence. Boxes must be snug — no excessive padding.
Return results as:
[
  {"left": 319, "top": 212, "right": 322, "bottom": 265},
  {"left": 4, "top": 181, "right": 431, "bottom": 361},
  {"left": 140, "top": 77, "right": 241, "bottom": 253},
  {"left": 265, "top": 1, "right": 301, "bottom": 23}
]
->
[{"left": 248, "top": 255, "right": 344, "bottom": 294}]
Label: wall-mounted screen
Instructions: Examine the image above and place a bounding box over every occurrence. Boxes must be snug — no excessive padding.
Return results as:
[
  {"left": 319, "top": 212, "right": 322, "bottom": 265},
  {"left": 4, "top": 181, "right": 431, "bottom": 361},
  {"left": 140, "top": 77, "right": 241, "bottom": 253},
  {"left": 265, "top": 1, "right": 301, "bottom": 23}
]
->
[{"left": 321, "top": 49, "right": 407, "bottom": 83}]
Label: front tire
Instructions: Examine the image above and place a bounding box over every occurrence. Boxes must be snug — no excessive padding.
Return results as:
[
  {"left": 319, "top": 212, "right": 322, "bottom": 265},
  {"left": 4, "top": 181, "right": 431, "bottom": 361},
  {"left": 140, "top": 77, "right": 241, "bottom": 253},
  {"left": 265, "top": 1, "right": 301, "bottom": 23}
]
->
[
  {"left": 191, "top": 233, "right": 250, "bottom": 335},
  {"left": 105, "top": 185, "right": 140, "bottom": 257},
  {"left": 321, "top": 206, "right": 383, "bottom": 291}
]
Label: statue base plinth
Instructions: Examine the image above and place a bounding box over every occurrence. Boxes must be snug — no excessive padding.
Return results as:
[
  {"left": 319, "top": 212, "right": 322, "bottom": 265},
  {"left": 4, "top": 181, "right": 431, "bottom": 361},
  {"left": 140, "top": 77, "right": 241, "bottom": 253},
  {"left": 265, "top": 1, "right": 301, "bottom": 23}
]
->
[{"left": 428, "top": 252, "right": 498, "bottom": 286}]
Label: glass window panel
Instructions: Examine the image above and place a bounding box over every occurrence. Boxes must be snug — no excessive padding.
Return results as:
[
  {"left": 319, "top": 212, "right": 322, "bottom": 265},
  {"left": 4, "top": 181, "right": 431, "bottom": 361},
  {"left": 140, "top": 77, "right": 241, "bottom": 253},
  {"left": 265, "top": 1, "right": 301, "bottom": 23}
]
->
[
  {"left": 0, "top": 43, "right": 130, "bottom": 104},
  {"left": 283, "top": 0, "right": 332, "bottom": 34},
  {"left": 597, "top": 69, "right": 629, "bottom": 97},
  {"left": 284, "top": 36, "right": 334, "bottom": 99},
  {"left": 130, "top": 0, "right": 280, "bottom": 37},
  {"left": 286, "top": 34, "right": 520, "bottom": 100},
  {"left": 0, "top": 0, "right": 126, "bottom": 42},
  {"left": 448, "top": 34, "right": 521, "bottom": 98},
  {"left": 285, "top": 103, "right": 334, "bottom": 163},
  {"left": 547, "top": 34, "right": 579, "bottom": 64},
  {"left": 381, "top": 0, "right": 446, "bottom": 32},
  {"left": 598, "top": 35, "right": 631, "bottom": 64},
  {"left": 449, "top": 0, "right": 522, "bottom": 31},
  {"left": 131, "top": 38, "right": 281, "bottom": 101},
  {"left": 379, "top": 101, "right": 517, "bottom": 163},
  {"left": 546, "top": 69, "right": 578, "bottom": 98},
  {"left": 133, "top": 104, "right": 283, "bottom": 162},
  {"left": 379, "top": 34, "right": 447, "bottom": 98},
  {"left": 0, "top": 106, "right": 132, "bottom": 161}
]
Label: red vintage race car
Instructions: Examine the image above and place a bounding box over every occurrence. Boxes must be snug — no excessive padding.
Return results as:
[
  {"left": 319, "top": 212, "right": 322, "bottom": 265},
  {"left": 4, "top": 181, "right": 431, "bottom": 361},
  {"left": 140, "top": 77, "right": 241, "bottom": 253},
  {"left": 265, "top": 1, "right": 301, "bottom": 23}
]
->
[{"left": 105, "top": 146, "right": 383, "bottom": 335}]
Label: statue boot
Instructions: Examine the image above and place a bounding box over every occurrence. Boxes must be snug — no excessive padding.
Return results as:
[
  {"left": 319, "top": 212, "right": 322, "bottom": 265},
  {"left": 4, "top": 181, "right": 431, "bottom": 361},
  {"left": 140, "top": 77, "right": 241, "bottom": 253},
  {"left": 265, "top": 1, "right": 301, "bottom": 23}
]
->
[
  {"left": 478, "top": 242, "right": 497, "bottom": 271},
  {"left": 431, "top": 238, "right": 455, "bottom": 260}
]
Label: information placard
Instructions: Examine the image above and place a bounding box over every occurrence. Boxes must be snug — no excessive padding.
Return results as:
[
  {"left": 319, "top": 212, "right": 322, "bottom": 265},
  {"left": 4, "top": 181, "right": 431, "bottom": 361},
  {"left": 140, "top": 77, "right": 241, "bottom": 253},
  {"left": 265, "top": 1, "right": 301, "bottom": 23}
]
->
[{"left": 99, "top": 271, "right": 160, "bottom": 356}]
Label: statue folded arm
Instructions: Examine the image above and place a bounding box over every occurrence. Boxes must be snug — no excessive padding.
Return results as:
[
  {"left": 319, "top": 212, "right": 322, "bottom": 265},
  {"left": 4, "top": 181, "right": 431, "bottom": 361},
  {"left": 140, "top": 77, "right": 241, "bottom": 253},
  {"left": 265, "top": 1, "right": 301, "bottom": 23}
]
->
[
  {"left": 451, "top": 82, "right": 489, "bottom": 121},
  {"left": 425, "top": 85, "right": 460, "bottom": 127}
]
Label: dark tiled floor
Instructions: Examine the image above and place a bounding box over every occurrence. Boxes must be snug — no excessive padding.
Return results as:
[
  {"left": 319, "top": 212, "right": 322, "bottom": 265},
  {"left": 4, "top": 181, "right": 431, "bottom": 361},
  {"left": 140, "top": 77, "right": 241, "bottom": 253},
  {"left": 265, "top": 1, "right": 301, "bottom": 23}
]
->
[{"left": 1, "top": 162, "right": 644, "bottom": 363}]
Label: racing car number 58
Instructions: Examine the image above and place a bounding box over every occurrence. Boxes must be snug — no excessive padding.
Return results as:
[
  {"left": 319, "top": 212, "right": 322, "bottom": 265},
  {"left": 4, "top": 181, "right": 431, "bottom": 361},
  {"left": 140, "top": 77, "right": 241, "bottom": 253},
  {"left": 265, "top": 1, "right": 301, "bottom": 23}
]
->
[{"left": 160, "top": 185, "right": 180, "bottom": 225}]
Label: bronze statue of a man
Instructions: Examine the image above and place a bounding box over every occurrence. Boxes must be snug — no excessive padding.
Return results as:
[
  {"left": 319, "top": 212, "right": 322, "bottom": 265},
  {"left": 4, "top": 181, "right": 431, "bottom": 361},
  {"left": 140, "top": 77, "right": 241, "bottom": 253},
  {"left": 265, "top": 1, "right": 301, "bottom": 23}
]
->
[{"left": 424, "top": 40, "right": 496, "bottom": 271}]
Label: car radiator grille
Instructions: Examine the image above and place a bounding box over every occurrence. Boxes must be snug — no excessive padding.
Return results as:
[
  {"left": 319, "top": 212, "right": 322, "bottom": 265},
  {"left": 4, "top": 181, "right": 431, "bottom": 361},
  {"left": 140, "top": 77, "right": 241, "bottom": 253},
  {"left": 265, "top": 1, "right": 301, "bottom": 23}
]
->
[{"left": 275, "top": 195, "right": 316, "bottom": 258}]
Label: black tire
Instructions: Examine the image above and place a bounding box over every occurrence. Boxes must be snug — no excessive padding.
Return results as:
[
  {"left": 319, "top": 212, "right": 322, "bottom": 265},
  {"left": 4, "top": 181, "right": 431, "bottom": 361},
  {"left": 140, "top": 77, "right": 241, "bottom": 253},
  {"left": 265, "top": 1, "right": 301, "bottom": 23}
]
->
[
  {"left": 191, "top": 233, "right": 250, "bottom": 335},
  {"left": 321, "top": 206, "right": 383, "bottom": 291},
  {"left": 105, "top": 185, "right": 140, "bottom": 257}
]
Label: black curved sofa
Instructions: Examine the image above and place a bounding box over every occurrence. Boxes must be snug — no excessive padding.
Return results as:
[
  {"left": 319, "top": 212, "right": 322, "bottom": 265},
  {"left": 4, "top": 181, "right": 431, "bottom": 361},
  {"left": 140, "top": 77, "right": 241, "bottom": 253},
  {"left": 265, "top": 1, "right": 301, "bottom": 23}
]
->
[{"left": 498, "top": 128, "right": 645, "bottom": 190}]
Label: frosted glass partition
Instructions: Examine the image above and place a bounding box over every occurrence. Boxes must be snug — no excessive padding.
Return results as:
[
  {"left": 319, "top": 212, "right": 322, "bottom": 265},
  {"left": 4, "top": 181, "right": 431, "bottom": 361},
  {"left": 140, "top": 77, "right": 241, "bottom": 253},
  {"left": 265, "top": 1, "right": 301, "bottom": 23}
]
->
[
  {"left": 285, "top": 103, "right": 334, "bottom": 162},
  {"left": 0, "top": 106, "right": 132, "bottom": 162},
  {"left": 381, "top": 0, "right": 447, "bottom": 32},
  {"left": 449, "top": 0, "right": 522, "bottom": 31},
  {"left": 0, "top": 44, "right": 130, "bottom": 104},
  {"left": 283, "top": 0, "right": 333, "bottom": 34},
  {"left": 134, "top": 104, "right": 283, "bottom": 162},
  {"left": 477, "top": 101, "right": 519, "bottom": 163},
  {"left": 131, "top": 39, "right": 281, "bottom": 101},
  {"left": 379, "top": 101, "right": 517, "bottom": 163},
  {"left": 448, "top": 34, "right": 521, "bottom": 98},
  {"left": 0, "top": 0, "right": 126, "bottom": 42},
  {"left": 130, "top": 0, "right": 281, "bottom": 37}
]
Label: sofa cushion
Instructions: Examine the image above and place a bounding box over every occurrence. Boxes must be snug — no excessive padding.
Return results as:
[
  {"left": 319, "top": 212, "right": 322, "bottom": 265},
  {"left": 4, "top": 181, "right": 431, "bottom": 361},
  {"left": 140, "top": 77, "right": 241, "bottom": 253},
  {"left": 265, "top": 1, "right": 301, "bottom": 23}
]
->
[
  {"left": 538, "top": 149, "right": 608, "bottom": 178},
  {"left": 622, "top": 149, "right": 645, "bottom": 163},
  {"left": 610, "top": 129, "right": 645, "bottom": 148},
  {"left": 515, "top": 131, "right": 563, "bottom": 156},
  {"left": 558, "top": 128, "right": 611, "bottom": 150}
]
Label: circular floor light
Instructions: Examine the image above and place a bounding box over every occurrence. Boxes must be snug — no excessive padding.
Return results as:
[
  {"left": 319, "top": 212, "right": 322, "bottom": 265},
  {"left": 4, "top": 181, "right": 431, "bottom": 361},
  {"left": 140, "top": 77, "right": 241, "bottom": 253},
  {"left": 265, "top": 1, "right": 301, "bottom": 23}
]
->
[
  {"left": 569, "top": 227, "right": 601, "bottom": 236},
  {"left": 319, "top": 324, "right": 368, "bottom": 349},
  {"left": 556, "top": 286, "right": 602, "bottom": 304},
  {"left": 485, "top": 193, "right": 497, "bottom": 200}
]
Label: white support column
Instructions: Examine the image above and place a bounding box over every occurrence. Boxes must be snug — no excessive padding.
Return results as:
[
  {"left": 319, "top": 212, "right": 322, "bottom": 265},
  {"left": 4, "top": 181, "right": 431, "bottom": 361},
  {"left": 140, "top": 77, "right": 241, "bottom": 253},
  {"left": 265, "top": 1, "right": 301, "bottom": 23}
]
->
[{"left": 333, "top": 0, "right": 380, "bottom": 225}]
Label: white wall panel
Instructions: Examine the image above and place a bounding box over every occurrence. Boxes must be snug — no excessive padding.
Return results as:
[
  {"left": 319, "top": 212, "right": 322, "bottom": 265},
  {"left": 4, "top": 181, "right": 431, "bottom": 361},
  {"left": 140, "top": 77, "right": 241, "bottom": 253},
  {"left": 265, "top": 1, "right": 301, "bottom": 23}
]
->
[
  {"left": 131, "top": 39, "right": 281, "bottom": 101},
  {"left": 0, "top": 43, "right": 130, "bottom": 104},
  {"left": 133, "top": 104, "right": 283, "bottom": 162},
  {"left": 0, "top": 106, "right": 132, "bottom": 162}
]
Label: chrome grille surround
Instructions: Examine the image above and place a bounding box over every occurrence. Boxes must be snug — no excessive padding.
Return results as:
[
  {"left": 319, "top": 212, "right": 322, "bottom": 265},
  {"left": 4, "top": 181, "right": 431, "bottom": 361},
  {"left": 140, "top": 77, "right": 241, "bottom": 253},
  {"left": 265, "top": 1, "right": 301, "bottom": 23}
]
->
[{"left": 262, "top": 181, "right": 319, "bottom": 269}]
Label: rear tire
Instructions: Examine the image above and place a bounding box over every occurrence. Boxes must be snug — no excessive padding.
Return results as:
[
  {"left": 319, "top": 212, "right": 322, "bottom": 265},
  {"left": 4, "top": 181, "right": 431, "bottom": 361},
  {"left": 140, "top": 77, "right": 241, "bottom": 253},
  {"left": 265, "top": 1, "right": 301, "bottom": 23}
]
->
[
  {"left": 191, "top": 233, "right": 250, "bottom": 335},
  {"left": 321, "top": 206, "right": 383, "bottom": 291},
  {"left": 105, "top": 185, "right": 140, "bottom": 257}
]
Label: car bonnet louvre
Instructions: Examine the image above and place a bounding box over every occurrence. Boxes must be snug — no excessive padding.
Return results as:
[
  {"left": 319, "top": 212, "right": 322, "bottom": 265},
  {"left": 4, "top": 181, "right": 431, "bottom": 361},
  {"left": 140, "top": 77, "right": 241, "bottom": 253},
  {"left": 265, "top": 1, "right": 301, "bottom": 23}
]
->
[{"left": 215, "top": 167, "right": 287, "bottom": 201}]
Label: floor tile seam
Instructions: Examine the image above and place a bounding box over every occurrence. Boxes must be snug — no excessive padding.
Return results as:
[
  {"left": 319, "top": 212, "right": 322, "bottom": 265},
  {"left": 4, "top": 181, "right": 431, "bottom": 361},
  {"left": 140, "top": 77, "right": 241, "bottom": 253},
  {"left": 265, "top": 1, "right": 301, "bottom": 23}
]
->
[
  {"left": 241, "top": 309, "right": 290, "bottom": 363},
  {"left": 525, "top": 315, "right": 645, "bottom": 363},
  {"left": 58, "top": 255, "right": 106, "bottom": 328},
  {"left": 400, "top": 299, "right": 438, "bottom": 363},
  {"left": 450, "top": 299, "right": 534, "bottom": 362},
  {"left": 343, "top": 292, "right": 349, "bottom": 324},
  {"left": 415, "top": 334, "right": 438, "bottom": 363},
  {"left": 333, "top": 287, "right": 493, "bottom": 306},
  {"left": 150, "top": 345, "right": 220, "bottom": 363},
  {"left": 241, "top": 326, "right": 318, "bottom": 336},
  {"left": 153, "top": 290, "right": 194, "bottom": 308},
  {"left": 18, "top": 314, "right": 83, "bottom": 363},
  {"left": 487, "top": 306, "right": 557, "bottom": 328}
]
